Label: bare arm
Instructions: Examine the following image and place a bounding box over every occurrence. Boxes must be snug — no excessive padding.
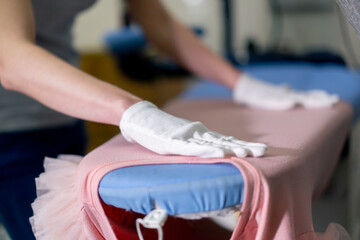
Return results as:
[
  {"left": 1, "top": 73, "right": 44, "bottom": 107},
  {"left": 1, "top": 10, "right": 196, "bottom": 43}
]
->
[
  {"left": 0, "top": 0, "right": 141, "bottom": 126},
  {"left": 126, "top": 0, "right": 241, "bottom": 89}
]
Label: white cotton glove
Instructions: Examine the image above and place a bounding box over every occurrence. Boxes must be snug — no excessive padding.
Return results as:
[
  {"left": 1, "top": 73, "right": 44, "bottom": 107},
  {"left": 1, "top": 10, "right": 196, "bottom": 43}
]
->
[
  {"left": 119, "top": 101, "right": 267, "bottom": 158},
  {"left": 233, "top": 74, "right": 339, "bottom": 110}
]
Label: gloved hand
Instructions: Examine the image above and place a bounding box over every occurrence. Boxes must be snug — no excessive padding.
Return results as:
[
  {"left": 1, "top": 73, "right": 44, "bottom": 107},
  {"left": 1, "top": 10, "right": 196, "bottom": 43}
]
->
[
  {"left": 233, "top": 73, "right": 339, "bottom": 110},
  {"left": 120, "top": 101, "right": 267, "bottom": 158}
]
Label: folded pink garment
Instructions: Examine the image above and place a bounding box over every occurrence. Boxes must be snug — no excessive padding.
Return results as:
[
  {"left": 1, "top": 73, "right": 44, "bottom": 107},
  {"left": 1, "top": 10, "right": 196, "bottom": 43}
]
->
[{"left": 32, "top": 100, "right": 353, "bottom": 239}]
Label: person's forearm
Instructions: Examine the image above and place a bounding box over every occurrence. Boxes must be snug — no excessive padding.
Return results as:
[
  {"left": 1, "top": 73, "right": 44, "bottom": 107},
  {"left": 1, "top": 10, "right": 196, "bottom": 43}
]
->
[
  {"left": 127, "top": 0, "right": 241, "bottom": 89},
  {"left": 0, "top": 40, "right": 141, "bottom": 125},
  {"left": 157, "top": 19, "right": 241, "bottom": 89}
]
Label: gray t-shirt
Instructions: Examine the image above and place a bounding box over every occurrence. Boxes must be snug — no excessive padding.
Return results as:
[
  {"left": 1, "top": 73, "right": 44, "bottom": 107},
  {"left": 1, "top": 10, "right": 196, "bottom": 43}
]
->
[{"left": 0, "top": 0, "right": 96, "bottom": 133}]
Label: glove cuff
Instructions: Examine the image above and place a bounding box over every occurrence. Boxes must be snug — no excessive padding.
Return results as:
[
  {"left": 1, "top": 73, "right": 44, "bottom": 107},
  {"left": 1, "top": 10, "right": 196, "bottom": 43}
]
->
[
  {"left": 119, "top": 101, "right": 158, "bottom": 141},
  {"left": 233, "top": 73, "right": 254, "bottom": 102}
]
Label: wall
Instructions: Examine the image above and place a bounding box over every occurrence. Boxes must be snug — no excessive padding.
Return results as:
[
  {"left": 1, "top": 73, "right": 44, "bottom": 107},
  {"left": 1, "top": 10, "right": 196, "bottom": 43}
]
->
[
  {"left": 161, "top": 0, "right": 223, "bottom": 53},
  {"left": 232, "top": 0, "right": 360, "bottom": 67},
  {"left": 277, "top": 7, "right": 360, "bottom": 67},
  {"left": 72, "top": 0, "right": 360, "bottom": 67},
  {"left": 73, "top": 0, "right": 121, "bottom": 52},
  {"left": 72, "top": 0, "right": 222, "bottom": 53}
]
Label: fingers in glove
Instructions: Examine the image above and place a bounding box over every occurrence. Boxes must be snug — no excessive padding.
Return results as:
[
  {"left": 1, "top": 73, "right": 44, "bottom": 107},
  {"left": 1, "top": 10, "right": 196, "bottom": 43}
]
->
[
  {"left": 295, "top": 90, "right": 339, "bottom": 108},
  {"left": 171, "top": 139, "right": 226, "bottom": 158},
  {"left": 189, "top": 134, "right": 267, "bottom": 157}
]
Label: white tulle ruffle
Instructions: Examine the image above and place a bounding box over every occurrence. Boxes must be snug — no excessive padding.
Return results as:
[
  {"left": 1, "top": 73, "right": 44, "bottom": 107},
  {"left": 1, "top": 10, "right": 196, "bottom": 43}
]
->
[
  {"left": 29, "top": 155, "right": 353, "bottom": 240},
  {"left": 30, "top": 155, "right": 86, "bottom": 240}
]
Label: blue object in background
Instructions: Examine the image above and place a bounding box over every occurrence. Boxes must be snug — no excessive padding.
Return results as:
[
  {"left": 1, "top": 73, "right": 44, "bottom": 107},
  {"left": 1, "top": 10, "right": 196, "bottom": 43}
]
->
[
  {"left": 105, "top": 26, "right": 205, "bottom": 55},
  {"left": 105, "top": 27, "right": 147, "bottom": 55},
  {"left": 104, "top": 26, "right": 205, "bottom": 80},
  {"left": 99, "top": 163, "right": 244, "bottom": 215},
  {"left": 181, "top": 62, "right": 360, "bottom": 121}
]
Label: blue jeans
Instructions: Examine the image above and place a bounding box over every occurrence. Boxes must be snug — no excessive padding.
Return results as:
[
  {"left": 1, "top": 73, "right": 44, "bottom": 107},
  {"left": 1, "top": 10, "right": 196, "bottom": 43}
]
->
[{"left": 0, "top": 121, "right": 87, "bottom": 240}]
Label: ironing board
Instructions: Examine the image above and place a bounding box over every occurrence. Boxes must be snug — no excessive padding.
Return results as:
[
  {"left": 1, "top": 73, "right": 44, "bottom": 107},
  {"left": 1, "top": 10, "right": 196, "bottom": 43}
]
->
[
  {"left": 90, "top": 98, "right": 352, "bottom": 239},
  {"left": 82, "top": 63, "right": 359, "bottom": 239},
  {"left": 29, "top": 98, "right": 352, "bottom": 240},
  {"left": 181, "top": 63, "right": 360, "bottom": 121},
  {"left": 99, "top": 62, "right": 360, "bottom": 216},
  {"left": 178, "top": 62, "right": 360, "bottom": 238}
]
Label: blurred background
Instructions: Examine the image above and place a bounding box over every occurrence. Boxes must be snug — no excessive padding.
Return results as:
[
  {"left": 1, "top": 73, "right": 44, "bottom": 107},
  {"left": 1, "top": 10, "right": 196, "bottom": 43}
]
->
[{"left": 72, "top": 0, "right": 360, "bottom": 150}]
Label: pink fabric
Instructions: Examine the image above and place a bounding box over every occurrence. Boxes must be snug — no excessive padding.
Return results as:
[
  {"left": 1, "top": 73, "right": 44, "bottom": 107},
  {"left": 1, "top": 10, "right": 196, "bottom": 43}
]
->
[{"left": 76, "top": 100, "right": 352, "bottom": 240}]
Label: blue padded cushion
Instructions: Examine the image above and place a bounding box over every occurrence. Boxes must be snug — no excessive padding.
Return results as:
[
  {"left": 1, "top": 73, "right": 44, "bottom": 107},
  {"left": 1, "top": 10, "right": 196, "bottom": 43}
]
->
[
  {"left": 99, "top": 163, "right": 244, "bottom": 215},
  {"left": 181, "top": 63, "right": 360, "bottom": 121}
]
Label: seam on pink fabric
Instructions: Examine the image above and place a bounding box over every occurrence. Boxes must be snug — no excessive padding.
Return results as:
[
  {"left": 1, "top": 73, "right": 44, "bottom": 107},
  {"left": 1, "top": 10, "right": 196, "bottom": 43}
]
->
[
  {"left": 296, "top": 230, "right": 320, "bottom": 240},
  {"left": 229, "top": 158, "right": 265, "bottom": 240}
]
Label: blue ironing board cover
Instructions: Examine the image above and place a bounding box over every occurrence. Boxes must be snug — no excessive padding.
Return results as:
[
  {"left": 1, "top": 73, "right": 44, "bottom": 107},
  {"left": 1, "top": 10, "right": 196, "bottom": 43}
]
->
[
  {"left": 99, "top": 62, "right": 360, "bottom": 216},
  {"left": 99, "top": 163, "right": 244, "bottom": 215},
  {"left": 181, "top": 63, "right": 360, "bottom": 121}
]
